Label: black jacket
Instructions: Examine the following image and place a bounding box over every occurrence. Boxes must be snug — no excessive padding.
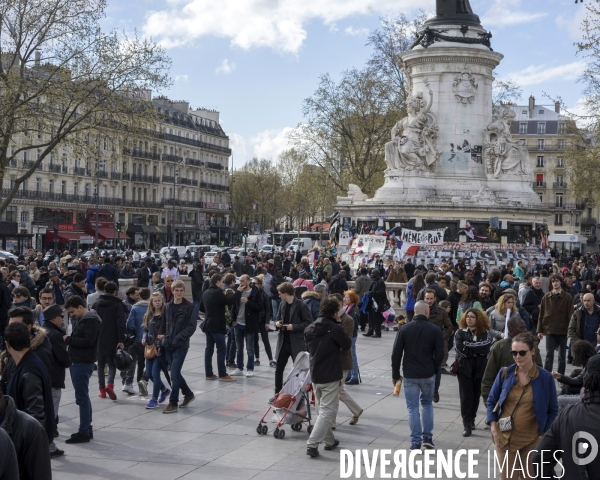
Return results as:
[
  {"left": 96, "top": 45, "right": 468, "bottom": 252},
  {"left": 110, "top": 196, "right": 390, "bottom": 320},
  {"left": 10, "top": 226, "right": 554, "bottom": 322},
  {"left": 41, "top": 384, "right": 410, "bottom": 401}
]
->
[
  {"left": 0, "top": 395, "right": 51, "bottom": 480},
  {"left": 0, "top": 428, "right": 18, "bottom": 480},
  {"left": 231, "top": 286, "right": 264, "bottom": 334},
  {"left": 201, "top": 285, "right": 240, "bottom": 334},
  {"left": 454, "top": 328, "right": 493, "bottom": 379},
  {"left": 94, "top": 294, "right": 128, "bottom": 357},
  {"left": 43, "top": 321, "right": 72, "bottom": 389},
  {"left": 163, "top": 298, "right": 197, "bottom": 350},
  {"left": 416, "top": 283, "right": 448, "bottom": 303},
  {"left": 0, "top": 326, "right": 53, "bottom": 395},
  {"left": 369, "top": 277, "right": 388, "bottom": 311},
  {"left": 65, "top": 310, "right": 100, "bottom": 364},
  {"left": 523, "top": 287, "right": 544, "bottom": 326},
  {"left": 189, "top": 268, "right": 204, "bottom": 301},
  {"left": 304, "top": 316, "right": 351, "bottom": 384},
  {"left": 391, "top": 314, "right": 444, "bottom": 380},
  {"left": 6, "top": 349, "right": 55, "bottom": 444},
  {"left": 259, "top": 289, "right": 271, "bottom": 323},
  {"left": 270, "top": 276, "right": 284, "bottom": 300},
  {"left": 275, "top": 298, "right": 313, "bottom": 360},
  {"left": 532, "top": 394, "right": 600, "bottom": 479},
  {"left": 0, "top": 281, "right": 10, "bottom": 335},
  {"left": 97, "top": 263, "right": 120, "bottom": 286},
  {"left": 328, "top": 274, "right": 348, "bottom": 296},
  {"left": 136, "top": 266, "right": 150, "bottom": 288},
  {"left": 63, "top": 282, "right": 86, "bottom": 304}
]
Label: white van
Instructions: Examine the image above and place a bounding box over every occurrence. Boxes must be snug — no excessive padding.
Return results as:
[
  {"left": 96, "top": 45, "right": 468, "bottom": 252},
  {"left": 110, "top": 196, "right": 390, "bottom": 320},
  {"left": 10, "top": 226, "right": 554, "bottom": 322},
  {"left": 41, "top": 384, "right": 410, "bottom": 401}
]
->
[
  {"left": 186, "top": 245, "right": 212, "bottom": 257},
  {"left": 160, "top": 246, "right": 187, "bottom": 259},
  {"left": 286, "top": 238, "right": 313, "bottom": 255}
]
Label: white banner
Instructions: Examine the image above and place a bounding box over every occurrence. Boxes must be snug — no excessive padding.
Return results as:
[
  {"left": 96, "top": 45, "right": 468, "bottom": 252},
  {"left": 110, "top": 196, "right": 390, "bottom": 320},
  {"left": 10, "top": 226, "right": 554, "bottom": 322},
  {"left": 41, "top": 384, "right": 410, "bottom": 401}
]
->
[
  {"left": 400, "top": 228, "right": 446, "bottom": 246},
  {"left": 349, "top": 235, "right": 387, "bottom": 255}
]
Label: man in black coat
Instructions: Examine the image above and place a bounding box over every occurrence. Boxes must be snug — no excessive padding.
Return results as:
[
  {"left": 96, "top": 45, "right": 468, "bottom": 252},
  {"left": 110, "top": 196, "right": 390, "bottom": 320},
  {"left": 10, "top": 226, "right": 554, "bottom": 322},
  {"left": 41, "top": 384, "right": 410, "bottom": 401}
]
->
[
  {"left": 136, "top": 260, "right": 151, "bottom": 288},
  {"left": 97, "top": 257, "right": 120, "bottom": 287},
  {"left": 522, "top": 276, "right": 544, "bottom": 336},
  {"left": 328, "top": 270, "right": 348, "bottom": 296},
  {"left": 0, "top": 307, "right": 53, "bottom": 395},
  {"left": 189, "top": 262, "right": 205, "bottom": 312},
  {"left": 201, "top": 274, "right": 241, "bottom": 381},
  {"left": 0, "top": 277, "right": 10, "bottom": 342},
  {"left": 0, "top": 390, "right": 51, "bottom": 480},
  {"left": 230, "top": 275, "right": 264, "bottom": 377},
  {"left": 4, "top": 322, "right": 56, "bottom": 453},
  {"left": 304, "top": 297, "right": 351, "bottom": 457},
  {"left": 271, "top": 282, "right": 313, "bottom": 401},
  {"left": 363, "top": 269, "right": 388, "bottom": 338},
  {"left": 92, "top": 282, "right": 126, "bottom": 401},
  {"left": 64, "top": 296, "right": 100, "bottom": 443},
  {"left": 392, "top": 301, "right": 444, "bottom": 451},
  {"left": 42, "top": 305, "right": 72, "bottom": 448}
]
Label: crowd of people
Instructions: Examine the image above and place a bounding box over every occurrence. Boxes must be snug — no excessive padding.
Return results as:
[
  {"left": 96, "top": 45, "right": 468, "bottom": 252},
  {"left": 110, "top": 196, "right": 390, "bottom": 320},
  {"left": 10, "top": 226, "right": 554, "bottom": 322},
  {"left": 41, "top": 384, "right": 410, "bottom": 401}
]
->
[{"left": 1, "top": 247, "right": 600, "bottom": 478}]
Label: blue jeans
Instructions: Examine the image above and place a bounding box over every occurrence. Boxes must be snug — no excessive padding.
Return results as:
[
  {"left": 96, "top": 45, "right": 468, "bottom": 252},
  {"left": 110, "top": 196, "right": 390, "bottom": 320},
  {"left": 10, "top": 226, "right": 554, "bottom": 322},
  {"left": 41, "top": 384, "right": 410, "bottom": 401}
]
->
[
  {"left": 205, "top": 332, "right": 227, "bottom": 377},
  {"left": 165, "top": 348, "right": 193, "bottom": 406},
  {"left": 404, "top": 375, "right": 435, "bottom": 445},
  {"left": 348, "top": 336, "right": 359, "bottom": 381},
  {"left": 234, "top": 324, "right": 255, "bottom": 371},
  {"left": 70, "top": 363, "right": 94, "bottom": 436},
  {"left": 193, "top": 299, "right": 201, "bottom": 313},
  {"left": 271, "top": 299, "right": 281, "bottom": 323},
  {"left": 226, "top": 324, "right": 236, "bottom": 365},
  {"left": 146, "top": 356, "right": 166, "bottom": 400}
]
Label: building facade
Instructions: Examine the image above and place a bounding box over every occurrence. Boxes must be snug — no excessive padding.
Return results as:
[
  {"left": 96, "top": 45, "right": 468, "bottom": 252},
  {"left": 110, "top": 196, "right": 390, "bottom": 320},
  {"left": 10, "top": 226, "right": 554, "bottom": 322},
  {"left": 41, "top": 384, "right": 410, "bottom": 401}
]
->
[
  {"left": 2, "top": 95, "right": 232, "bottom": 252},
  {"left": 509, "top": 97, "right": 597, "bottom": 252}
]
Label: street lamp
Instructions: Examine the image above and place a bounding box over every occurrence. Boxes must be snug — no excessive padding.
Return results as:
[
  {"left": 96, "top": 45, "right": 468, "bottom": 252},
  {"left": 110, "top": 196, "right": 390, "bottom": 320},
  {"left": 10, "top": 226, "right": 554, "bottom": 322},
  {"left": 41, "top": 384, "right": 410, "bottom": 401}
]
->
[
  {"left": 172, "top": 166, "right": 179, "bottom": 246},
  {"left": 95, "top": 144, "right": 103, "bottom": 249}
]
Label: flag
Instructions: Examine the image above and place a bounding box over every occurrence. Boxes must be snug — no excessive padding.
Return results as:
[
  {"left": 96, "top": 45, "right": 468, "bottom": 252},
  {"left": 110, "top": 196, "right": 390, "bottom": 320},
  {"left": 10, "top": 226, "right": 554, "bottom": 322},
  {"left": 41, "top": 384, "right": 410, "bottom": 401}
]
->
[{"left": 252, "top": 204, "right": 259, "bottom": 210}]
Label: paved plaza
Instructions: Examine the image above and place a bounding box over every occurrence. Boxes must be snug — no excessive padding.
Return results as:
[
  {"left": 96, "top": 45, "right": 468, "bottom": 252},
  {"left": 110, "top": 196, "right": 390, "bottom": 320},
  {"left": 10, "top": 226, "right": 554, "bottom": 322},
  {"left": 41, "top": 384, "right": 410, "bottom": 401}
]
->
[{"left": 49, "top": 326, "right": 565, "bottom": 480}]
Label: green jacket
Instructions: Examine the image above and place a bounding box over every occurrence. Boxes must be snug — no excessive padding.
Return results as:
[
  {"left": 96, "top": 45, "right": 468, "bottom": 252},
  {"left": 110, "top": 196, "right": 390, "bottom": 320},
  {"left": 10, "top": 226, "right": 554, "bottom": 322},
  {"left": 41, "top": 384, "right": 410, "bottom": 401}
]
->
[{"left": 480, "top": 336, "right": 543, "bottom": 402}]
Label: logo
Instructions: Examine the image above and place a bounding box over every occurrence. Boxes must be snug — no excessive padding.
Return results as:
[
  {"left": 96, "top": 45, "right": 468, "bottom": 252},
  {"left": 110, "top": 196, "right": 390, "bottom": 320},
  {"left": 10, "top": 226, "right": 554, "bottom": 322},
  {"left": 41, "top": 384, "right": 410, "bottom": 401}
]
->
[{"left": 572, "top": 431, "right": 599, "bottom": 466}]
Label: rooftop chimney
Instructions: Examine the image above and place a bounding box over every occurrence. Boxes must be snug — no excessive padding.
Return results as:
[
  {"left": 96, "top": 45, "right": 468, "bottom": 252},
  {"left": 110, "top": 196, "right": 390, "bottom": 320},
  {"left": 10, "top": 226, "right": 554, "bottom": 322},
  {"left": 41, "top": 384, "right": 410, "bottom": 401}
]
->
[
  {"left": 529, "top": 95, "right": 535, "bottom": 118},
  {"left": 555, "top": 101, "right": 560, "bottom": 114}
]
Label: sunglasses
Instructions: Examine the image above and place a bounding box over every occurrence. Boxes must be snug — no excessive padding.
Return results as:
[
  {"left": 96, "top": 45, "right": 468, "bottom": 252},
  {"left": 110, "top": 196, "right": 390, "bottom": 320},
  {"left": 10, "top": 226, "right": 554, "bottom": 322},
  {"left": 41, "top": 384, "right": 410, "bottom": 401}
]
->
[
  {"left": 511, "top": 350, "right": 530, "bottom": 357},
  {"left": 12, "top": 294, "right": 24, "bottom": 298}
]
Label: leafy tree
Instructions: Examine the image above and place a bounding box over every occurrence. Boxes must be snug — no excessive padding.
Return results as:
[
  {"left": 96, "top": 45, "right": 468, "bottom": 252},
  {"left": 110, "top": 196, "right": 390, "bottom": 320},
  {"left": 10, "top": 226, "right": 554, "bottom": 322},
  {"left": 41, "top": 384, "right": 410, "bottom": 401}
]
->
[{"left": 0, "top": 0, "right": 171, "bottom": 214}]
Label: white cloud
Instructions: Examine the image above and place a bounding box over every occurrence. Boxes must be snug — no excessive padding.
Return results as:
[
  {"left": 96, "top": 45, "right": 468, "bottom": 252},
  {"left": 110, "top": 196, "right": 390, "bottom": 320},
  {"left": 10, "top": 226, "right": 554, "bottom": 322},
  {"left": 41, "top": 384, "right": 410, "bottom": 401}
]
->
[
  {"left": 229, "top": 132, "right": 249, "bottom": 168},
  {"left": 142, "top": 0, "right": 426, "bottom": 53},
  {"left": 481, "top": 0, "right": 546, "bottom": 27},
  {"left": 556, "top": 6, "right": 587, "bottom": 40},
  {"left": 216, "top": 59, "right": 235, "bottom": 74},
  {"left": 344, "top": 26, "right": 370, "bottom": 36},
  {"left": 251, "top": 127, "right": 294, "bottom": 160},
  {"left": 502, "top": 61, "right": 587, "bottom": 87},
  {"left": 174, "top": 74, "right": 189, "bottom": 81}
]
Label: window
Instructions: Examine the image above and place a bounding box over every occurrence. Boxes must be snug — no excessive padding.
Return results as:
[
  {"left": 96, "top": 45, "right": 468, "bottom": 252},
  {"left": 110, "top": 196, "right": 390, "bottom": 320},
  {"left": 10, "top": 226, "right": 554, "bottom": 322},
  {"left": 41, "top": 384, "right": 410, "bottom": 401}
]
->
[
  {"left": 536, "top": 174, "right": 544, "bottom": 186},
  {"left": 123, "top": 161, "right": 127, "bottom": 173},
  {"left": 103, "top": 137, "right": 108, "bottom": 150},
  {"left": 558, "top": 139, "right": 565, "bottom": 150},
  {"left": 538, "top": 139, "right": 545, "bottom": 150},
  {"left": 555, "top": 194, "right": 563, "bottom": 208},
  {"left": 22, "top": 180, "right": 27, "bottom": 192},
  {"left": 539, "top": 194, "right": 543, "bottom": 202},
  {"left": 2, "top": 206, "right": 17, "bottom": 222},
  {"left": 48, "top": 179, "right": 54, "bottom": 194},
  {"left": 20, "top": 211, "right": 29, "bottom": 223},
  {"left": 556, "top": 175, "right": 564, "bottom": 187},
  {"left": 101, "top": 185, "right": 106, "bottom": 197},
  {"left": 36, "top": 178, "right": 41, "bottom": 192},
  {"left": 61, "top": 181, "right": 66, "bottom": 195},
  {"left": 555, "top": 213, "right": 563, "bottom": 226},
  {"left": 153, "top": 189, "right": 157, "bottom": 202},
  {"left": 557, "top": 157, "right": 564, "bottom": 168},
  {"left": 85, "top": 183, "right": 91, "bottom": 198},
  {"left": 558, "top": 123, "right": 566, "bottom": 135},
  {"left": 537, "top": 123, "right": 546, "bottom": 135},
  {"left": 539, "top": 110, "right": 544, "bottom": 114},
  {"left": 162, "top": 187, "right": 166, "bottom": 199},
  {"left": 132, "top": 187, "right": 136, "bottom": 200},
  {"left": 74, "top": 182, "right": 78, "bottom": 196},
  {"left": 522, "top": 110, "right": 528, "bottom": 115},
  {"left": 122, "top": 186, "right": 127, "bottom": 201},
  {"left": 536, "top": 156, "right": 544, "bottom": 167}
]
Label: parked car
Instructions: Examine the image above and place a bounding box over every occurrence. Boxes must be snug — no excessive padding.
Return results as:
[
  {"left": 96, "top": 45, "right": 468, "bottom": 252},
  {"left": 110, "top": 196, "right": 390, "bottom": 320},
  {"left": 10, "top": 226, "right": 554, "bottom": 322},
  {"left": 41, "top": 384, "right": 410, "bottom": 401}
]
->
[{"left": 0, "top": 251, "right": 18, "bottom": 262}]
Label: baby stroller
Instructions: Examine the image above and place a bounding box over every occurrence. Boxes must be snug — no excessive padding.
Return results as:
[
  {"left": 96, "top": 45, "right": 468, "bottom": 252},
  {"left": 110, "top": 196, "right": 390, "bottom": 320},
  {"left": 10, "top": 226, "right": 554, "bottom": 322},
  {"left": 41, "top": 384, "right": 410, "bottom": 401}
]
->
[{"left": 256, "top": 351, "right": 314, "bottom": 439}]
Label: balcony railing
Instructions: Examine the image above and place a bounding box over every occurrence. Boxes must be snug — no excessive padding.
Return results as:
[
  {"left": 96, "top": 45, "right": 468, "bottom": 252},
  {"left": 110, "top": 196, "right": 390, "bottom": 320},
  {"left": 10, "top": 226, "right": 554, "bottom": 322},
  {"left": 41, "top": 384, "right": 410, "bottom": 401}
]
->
[
  {"left": 62, "top": 165, "right": 69, "bottom": 174},
  {"left": 553, "top": 182, "right": 567, "bottom": 189},
  {"left": 556, "top": 162, "right": 565, "bottom": 168},
  {"left": 179, "top": 178, "right": 193, "bottom": 185},
  {"left": 122, "top": 173, "right": 130, "bottom": 181},
  {"left": 533, "top": 182, "right": 546, "bottom": 188},
  {"left": 191, "top": 179, "right": 198, "bottom": 186},
  {"left": 23, "top": 160, "right": 35, "bottom": 169},
  {"left": 48, "top": 164, "right": 61, "bottom": 173},
  {"left": 157, "top": 132, "right": 232, "bottom": 155},
  {"left": 163, "top": 198, "right": 203, "bottom": 208},
  {"left": 544, "top": 203, "right": 585, "bottom": 211},
  {"left": 161, "top": 154, "right": 183, "bottom": 164},
  {"left": 528, "top": 144, "right": 566, "bottom": 152},
  {"left": 132, "top": 148, "right": 160, "bottom": 161},
  {"left": 162, "top": 175, "right": 175, "bottom": 183},
  {"left": 206, "top": 162, "right": 223, "bottom": 170},
  {"left": 96, "top": 171, "right": 109, "bottom": 178},
  {"left": 131, "top": 174, "right": 158, "bottom": 183},
  {"left": 111, "top": 172, "right": 122, "bottom": 180},
  {"left": 8, "top": 159, "right": 17, "bottom": 167},
  {"left": 582, "top": 217, "right": 597, "bottom": 225},
  {"left": 186, "top": 158, "right": 204, "bottom": 167}
]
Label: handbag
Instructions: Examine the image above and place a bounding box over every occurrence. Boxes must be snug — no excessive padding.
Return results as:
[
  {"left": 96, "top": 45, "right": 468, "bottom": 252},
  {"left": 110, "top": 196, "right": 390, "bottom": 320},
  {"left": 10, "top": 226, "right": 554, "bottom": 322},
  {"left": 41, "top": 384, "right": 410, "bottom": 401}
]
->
[
  {"left": 449, "top": 357, "right": 461, "bottom": 376},
  {"left": 493, "top": 367, "right": 528, "bottom": 432},
  {"left": 144, "top": 343, "right": 157, "bottom": 360}
]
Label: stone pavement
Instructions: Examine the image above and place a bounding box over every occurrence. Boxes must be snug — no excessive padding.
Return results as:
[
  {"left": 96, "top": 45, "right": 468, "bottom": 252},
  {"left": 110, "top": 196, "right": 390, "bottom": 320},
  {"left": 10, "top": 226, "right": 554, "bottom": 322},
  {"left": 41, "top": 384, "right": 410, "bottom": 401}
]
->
[{"left": 49, "top": 326, "right": 565, "bottom": 480}]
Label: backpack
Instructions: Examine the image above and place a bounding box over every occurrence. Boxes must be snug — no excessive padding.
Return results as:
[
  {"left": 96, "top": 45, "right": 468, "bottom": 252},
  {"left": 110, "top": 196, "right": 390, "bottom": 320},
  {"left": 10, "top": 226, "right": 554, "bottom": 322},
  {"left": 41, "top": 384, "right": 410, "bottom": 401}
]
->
[{"left": 294, "top": 280, "right": 310, "bottom": 299}]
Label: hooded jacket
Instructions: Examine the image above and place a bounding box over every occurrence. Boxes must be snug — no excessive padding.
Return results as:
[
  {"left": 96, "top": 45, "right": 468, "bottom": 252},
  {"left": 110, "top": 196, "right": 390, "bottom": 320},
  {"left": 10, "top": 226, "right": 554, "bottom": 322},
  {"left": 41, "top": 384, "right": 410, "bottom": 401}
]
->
[
  {"left": 0, "top": 325, "right": 53, "bottom": 394},
  {"left": 6, "top": 349, "right": 56, "bottom": 445},
  {"left": 94, "top": 294, "right": 128, "bottom": 357},
  {"left": 65, "top": 309, "right": 100, "bottom": 364},
  {"left": 42, "top": 320, "right": 71, "bottom": 389},
  {"left": 126, "top": 300, "right": 149, "bottom": 343},
  {"left": 302, "top": 291, "right": 321, "bottom": 321},
  {"left": 304, "top": 316, "right": 351, "bottom": 384},
  {"left": 0, "top": 395, "right": 52, "bottom": 480},
  {"left": 85, "top": 264, "right": 99, "bottom": 292}
]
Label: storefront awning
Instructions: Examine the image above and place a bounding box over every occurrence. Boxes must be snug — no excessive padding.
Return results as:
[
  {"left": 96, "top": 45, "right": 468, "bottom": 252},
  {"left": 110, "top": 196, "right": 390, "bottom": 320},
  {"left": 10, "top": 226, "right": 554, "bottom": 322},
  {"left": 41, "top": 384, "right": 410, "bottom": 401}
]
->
[
  {"left": 126, "top": 225, "right": 144, "bottom": 234},
  {"left": 548, "top": 234, "right": 588, "bottom": 243},
  {"left": 44, "top": 231, "right": 86, "bottom": 243},
  {"left": 97, "top": 227, "right": 120, "bottom": 240}
]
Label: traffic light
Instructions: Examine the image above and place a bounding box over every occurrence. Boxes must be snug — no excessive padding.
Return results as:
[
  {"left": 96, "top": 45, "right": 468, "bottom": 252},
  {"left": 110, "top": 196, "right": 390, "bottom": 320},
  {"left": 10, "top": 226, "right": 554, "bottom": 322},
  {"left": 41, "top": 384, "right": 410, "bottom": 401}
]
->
[
  {"left": 242, "top": 227, "right": 248, "bottom": 238},
  {"left": 116, "top": 221, "right": 121, "bottom": 233}
]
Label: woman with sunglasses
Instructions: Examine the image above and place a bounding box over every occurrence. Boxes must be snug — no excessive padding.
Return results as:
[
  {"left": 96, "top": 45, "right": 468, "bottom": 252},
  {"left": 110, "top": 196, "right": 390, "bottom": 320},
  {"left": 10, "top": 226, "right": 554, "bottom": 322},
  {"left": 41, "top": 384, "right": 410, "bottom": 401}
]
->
[
  {"left": 7, "top": 270, "right": 21, "bottom": 294},
  {"left": 11, "top": 286, "right": 37, "bottom": 311},
  {"left": 486, "top": 332, "right": 558, "bottom": 479},
  {"left": 454, "top": 308, "right": 492, "bottom": 437}
]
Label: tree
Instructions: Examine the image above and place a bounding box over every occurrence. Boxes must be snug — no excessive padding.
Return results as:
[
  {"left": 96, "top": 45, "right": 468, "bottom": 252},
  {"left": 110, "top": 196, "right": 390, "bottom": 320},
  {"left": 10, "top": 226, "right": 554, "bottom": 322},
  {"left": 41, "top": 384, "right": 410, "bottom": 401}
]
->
[
  {"left": 0, "top": 0, "right": 171, "bottom": 215},
  {"left": 492, "top": 79, "right": 522, "bottom": 107}
]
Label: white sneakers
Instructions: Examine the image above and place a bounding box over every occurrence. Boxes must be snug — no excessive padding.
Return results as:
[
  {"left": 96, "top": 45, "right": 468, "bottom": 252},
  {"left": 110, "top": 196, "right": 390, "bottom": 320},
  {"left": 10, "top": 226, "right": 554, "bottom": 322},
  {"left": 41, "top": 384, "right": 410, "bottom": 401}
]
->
[
  {"left": 230, "top": 368, "right": 243, "bottom": 376},
  {"left": 246, "top": 370, "right": 254, "bottom": 377},
  {"left": 122, "top": 384, "right": 136, "bottom": 395}
]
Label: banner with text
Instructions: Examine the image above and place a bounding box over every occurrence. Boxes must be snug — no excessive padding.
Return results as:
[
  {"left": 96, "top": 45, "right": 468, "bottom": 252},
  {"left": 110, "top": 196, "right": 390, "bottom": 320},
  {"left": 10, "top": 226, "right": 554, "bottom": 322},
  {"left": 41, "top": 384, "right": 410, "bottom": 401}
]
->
[{"left": 400, "top": 228, "right": 446, "bottom": 246}]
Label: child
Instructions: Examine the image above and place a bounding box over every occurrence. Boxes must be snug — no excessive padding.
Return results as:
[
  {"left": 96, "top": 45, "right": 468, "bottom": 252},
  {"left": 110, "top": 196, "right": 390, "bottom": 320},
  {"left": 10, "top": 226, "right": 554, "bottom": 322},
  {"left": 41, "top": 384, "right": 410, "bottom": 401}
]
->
[
  {"left": 395, "top": 314, "right": 406, "bottom": 331},
  {"left": 439, "top": 300, "right": 452, "bottom": 316}
]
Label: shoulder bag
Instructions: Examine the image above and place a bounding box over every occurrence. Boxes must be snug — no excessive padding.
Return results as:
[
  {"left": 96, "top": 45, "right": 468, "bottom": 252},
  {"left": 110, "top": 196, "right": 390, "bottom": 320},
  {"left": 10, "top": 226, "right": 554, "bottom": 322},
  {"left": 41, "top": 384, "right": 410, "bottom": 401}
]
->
[{"left": 144, "top": 342, "right": 157, "bottom": 359}]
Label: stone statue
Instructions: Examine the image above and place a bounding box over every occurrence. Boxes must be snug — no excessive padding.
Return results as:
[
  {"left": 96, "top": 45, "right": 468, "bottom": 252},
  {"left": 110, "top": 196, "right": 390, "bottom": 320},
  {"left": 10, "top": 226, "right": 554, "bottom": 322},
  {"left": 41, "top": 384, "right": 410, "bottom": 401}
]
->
[
  {"left": 483, "top": 106, "right": 529, "bottom": 178},
  {"left": 385, "top": 86, "right": 440, "bottom": 172}
]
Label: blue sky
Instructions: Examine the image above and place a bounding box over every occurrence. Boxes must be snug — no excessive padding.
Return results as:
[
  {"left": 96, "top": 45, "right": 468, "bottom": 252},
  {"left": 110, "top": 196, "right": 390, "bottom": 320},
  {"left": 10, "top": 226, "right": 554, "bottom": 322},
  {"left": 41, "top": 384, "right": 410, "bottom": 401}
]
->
[{"left": 107, "top": 0, "right": 589, "bottom": 167}]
